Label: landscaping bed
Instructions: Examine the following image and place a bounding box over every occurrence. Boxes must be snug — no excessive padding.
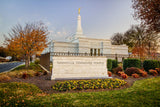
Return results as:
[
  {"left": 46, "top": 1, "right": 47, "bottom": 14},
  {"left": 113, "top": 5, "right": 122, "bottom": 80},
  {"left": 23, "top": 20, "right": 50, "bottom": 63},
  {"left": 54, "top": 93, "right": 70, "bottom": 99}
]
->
[
  {"left": 0, "top": 77, "right": 160, "bottom": 106},
  {"left": 0, "top": 72, "right": 158, "bottom": 94}
]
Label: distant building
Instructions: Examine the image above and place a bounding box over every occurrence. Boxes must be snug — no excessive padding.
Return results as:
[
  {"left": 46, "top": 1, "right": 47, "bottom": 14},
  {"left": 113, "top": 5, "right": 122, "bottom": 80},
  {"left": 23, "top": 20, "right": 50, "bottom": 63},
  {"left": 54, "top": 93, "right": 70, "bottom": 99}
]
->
[{"left": 42, "top": 9, "right": 128, "bottom": 61}]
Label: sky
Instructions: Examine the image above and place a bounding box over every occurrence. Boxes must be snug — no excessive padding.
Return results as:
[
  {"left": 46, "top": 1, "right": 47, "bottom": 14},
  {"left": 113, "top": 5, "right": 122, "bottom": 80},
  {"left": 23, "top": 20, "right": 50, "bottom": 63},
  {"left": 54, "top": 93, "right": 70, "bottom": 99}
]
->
[{"left": 0, "top": 0, "right": 140, "bottom": 46}]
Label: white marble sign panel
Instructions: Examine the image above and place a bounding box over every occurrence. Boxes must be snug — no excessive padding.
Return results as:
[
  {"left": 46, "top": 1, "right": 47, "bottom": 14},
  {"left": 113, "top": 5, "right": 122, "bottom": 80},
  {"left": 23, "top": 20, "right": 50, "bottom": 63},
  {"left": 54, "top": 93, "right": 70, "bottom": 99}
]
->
[{"left": 51, "top": 56, "right": 109, "bottom": 80}]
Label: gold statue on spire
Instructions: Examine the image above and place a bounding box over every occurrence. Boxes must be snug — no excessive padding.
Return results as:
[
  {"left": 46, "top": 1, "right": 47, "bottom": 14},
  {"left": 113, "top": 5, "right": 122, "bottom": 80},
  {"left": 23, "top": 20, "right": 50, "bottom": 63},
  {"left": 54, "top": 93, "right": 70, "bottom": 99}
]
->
[{"left": 78, "top": 8, "right": 80, "bottom": 14}]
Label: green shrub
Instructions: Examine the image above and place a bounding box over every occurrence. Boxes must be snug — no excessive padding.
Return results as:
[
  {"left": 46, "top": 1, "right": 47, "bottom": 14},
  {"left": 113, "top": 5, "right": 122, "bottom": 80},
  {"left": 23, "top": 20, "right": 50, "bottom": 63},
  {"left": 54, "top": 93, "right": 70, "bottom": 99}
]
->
[
  {"left": 107, "top": 59, "right": 118, "bottom": 71},
  {"left": 112, "top": 60, "right": 118, "bottom": 69},
  {"left": 143, "top": 60, "right": 159, "bottom": 72},
  {"left": 123, "top": 59, "right": 141, "bottom": 70},
  {"left": 53, "top": 79, "right": 127, "bottom": 91},
  {"left": 34, "top": 59, "right": 40, "bottom": 65},
  {"left": 107, "top": 59, "right": 112, "bottom": 71}
]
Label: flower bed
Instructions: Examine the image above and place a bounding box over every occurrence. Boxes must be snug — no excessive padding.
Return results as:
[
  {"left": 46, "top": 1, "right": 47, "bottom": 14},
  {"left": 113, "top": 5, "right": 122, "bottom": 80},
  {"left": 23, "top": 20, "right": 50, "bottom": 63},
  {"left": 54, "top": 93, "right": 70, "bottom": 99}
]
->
[{"left": 52, "top": 79, "right": 127, "bottom": 91}]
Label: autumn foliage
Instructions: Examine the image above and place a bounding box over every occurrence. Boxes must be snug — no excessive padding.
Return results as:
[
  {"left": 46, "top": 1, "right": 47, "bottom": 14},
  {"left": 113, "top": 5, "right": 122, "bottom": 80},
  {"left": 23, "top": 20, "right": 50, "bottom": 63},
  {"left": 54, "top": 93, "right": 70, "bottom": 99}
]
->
[
  {"left": 149, "top": 69, "right": 158, "bottom": 76},
  {"left": 4, "top": 22, "right": 49, "bottom": 67},
  {"left": 132, "top": 0, "right": 160, "bottom": 32},
  {"left": 132, "top": 73, "right": 139, "bottom": 78}
]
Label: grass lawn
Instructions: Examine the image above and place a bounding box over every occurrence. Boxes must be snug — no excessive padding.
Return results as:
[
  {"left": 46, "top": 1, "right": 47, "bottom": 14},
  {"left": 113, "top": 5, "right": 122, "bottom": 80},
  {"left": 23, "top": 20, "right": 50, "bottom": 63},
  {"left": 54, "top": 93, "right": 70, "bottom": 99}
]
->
[{"left": 0, "top": 77, "right": 160, "bottom": 106}]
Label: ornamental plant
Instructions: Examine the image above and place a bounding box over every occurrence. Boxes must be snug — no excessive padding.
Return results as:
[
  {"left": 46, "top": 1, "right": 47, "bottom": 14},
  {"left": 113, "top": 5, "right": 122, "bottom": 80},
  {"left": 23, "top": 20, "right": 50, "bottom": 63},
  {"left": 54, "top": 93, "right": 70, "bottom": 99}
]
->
[
  {"left": 132, "top": 73, "right": 139, "bottom": 78},
  {"left": 125, "top": 67, "right": 139, "bottom": 76},
  {"left": 52, "top": 79, "right": 127, "bottom": 91},
  {"left": 118, "top": 71, "right": 125, "bottom": 77},
  {"left": 107, "top": 59, "right": 112, "bottom": 71},
  {"left": 112, "top": 60, "right": 118, "bottom": 69},
  {"left": 108, "top": 71, "right": 112, "bottom": 77},
  {"left": 22, "top": 72, "right": 28, "bottom": 79},
  {"left": 34, "top": 72, "right": 41, "bottom": 76},
  {"left": 155, "top": 68, "right": 160, "bottom": 74},
  {"left": 149, "top": 69, "right": 158, "bottom": 76},
  {"left": 112, "top": 67, "right": 123, "bottom": 74},
  {"left": 123, "top": 58, "right": 141, "bottom": 70},
  {"left": 143, "top": 60, "right": 159, "bottom": 72},
  {"left": 138, "top": 69, "right": 148, "bottom": 77},
  {"left": 122, "top": 74, "right": 128, "bottom": 79}
]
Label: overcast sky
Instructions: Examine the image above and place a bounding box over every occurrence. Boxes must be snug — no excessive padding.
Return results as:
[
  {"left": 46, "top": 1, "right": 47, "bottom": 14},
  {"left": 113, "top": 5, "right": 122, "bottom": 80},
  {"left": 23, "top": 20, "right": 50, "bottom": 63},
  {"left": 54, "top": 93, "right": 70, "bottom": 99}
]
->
[{"left": 0, "top": 0, "right": 140, "bottom": 46}]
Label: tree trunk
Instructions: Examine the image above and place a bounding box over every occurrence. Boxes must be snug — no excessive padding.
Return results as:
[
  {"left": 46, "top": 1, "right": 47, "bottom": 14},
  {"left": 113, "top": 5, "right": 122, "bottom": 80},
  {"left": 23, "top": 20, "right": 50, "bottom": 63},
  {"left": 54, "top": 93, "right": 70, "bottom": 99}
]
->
[{"left": 25, "top": 55, "right": 30, "bottom": 68}]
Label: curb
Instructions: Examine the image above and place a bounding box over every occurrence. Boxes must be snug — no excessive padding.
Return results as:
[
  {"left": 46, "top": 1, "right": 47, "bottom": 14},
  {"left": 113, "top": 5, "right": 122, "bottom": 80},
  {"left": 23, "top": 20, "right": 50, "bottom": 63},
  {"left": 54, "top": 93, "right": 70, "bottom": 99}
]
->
[{"left": 1, "top": 62, "right": 25, "bottom": 73}]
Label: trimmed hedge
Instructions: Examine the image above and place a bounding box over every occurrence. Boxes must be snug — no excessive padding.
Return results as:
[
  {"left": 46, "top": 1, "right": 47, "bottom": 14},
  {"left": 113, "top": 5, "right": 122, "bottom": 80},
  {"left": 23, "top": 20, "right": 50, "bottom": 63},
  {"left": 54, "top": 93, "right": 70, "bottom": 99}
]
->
[
  {"left": 112, "top": 60, "right": 118, "bottom": 69},
  {"left": 123, "top": 59, "right": 141, "bottom": 70},
  {"left": 107, "top": 59, "right": 112, "bottom": 71},
  {"left": 107, "top": 59, "right": 118, "bottom": 71},
  {"left": 143, "top": 60, "right": 159, "bottom": 72}
]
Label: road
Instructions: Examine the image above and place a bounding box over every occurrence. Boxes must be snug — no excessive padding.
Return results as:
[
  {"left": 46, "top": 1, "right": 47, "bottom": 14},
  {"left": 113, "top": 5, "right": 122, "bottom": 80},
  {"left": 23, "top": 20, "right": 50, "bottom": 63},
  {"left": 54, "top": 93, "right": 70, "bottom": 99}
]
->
[{"left": 0, "top": 62, "right": 24, "bottom": 73}]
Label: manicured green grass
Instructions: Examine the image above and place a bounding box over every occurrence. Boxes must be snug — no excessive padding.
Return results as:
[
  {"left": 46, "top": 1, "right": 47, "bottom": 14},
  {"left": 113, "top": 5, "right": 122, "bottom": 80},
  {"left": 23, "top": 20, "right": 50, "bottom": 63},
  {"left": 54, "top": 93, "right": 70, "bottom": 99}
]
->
[{"left": 0, "top": 77, "right": 160, "bottom": 106}]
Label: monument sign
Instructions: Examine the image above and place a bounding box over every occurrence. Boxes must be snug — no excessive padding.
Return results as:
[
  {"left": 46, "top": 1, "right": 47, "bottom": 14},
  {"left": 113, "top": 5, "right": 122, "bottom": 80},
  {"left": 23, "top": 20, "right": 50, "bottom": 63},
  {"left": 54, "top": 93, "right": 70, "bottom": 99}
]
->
[{"left": 51, "top": 56, "right": 109, "bottom": 80}]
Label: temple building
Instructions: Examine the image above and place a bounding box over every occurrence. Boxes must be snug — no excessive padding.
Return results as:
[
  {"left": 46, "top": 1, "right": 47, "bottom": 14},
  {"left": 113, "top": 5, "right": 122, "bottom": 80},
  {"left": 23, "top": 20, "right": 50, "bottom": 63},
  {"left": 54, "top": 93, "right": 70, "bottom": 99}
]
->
[{"left": 42, "top": 9, "right": 128, "bottom": 60}]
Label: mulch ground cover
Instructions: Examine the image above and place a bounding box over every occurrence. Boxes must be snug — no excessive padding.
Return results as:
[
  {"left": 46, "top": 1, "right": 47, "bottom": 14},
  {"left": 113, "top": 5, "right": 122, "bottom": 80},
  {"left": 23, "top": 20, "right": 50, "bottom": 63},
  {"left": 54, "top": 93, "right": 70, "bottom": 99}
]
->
[{"left": 0, "top": 73, "right": 159, "bottom": 94}]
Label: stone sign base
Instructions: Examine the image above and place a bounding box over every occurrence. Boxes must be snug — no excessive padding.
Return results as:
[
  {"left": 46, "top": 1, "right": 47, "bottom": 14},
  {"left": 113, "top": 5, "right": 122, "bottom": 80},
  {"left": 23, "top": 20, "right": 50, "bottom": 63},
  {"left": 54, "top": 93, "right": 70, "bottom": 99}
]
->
[{"left": 51, "top": 56, "right": 109, "bottom": 80}]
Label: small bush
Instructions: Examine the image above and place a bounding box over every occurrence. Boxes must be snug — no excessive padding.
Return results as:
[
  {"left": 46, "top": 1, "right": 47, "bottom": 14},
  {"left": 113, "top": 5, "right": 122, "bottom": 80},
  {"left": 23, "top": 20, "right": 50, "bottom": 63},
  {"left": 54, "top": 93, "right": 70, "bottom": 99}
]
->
[
  {"left": 118, "top": 71, "right": 125, "bottom": 77},
  {"left": 155, "top": 68, "right": 160, "bottom": 74},
  {"left": 125, "top": 67, "right": 148, "bottom": 77},
  {"left": 125, "top": 67, "right": 139, "bottom": 76},
  {"left": 123, "top": 58, "right": 141, "bottom": 70},
  {"left": 149, "top": 69, "right": 158, "bottom": 76},
  {"left": 22, "top": 72, "right": 28, "bottom": 79},
  {"left": 35, "top": 72, "right": 41, "bottom": 76},
  {"left": 34, "top": 58, "right": 40, "bottom": 65},
  {"left": 107, "top": 59, "right": 112, "bottom": 71},
  {"left": 43, "top": 71, "right": 48, "bottom": 75},
  {"left": 122, "top": 74, "right": 128, "bottom": 79},
  {"left": 0, "top": 75, "right": 11, "bottom": 82},
  {"left": 132, "top": 73, "right": 139, "bottom": 78},
  {"left": 108, "top": 71, "right": 112, "bottom": 77},
  {"left": 138, "top": 69, "right": 148, "bottom": 77},
  {"left": 112, "top": 60, "right": 118, "bottom": 69},
  {"left": 143, "top": 60, "right": 159, "bottom": 72},
  {"left": 112, "top": 67, "right": 123, "bottom": 74}
]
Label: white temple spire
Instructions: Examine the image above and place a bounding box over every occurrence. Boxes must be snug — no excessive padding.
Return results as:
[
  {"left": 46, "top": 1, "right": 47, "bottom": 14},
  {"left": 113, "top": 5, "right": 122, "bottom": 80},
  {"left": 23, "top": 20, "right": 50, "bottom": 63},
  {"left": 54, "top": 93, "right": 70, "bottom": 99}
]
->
[{"left": 76, "top": 8, "right": 83, "bottom": 35}]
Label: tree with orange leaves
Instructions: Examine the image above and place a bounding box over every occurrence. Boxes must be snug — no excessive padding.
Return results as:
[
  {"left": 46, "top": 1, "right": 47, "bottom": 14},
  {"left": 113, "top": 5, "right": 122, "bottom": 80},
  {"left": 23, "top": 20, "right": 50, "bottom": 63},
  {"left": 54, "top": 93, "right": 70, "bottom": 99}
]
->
[
  {"left": 123, "top": 25, "right": 159, "bottom": 59},
  {"left": 4, "top": 21, "right": 49, "bottom": 68}
]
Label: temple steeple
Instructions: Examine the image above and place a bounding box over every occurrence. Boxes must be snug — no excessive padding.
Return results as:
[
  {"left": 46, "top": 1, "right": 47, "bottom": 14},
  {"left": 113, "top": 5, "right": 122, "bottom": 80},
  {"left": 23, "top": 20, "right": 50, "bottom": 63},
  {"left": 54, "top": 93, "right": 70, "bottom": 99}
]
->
[
  {"left": 66, "top": 8, "right": 85, "bottom": 42},
  {"left": 76, "top": 8, "right": 83, "bottom": 35}
]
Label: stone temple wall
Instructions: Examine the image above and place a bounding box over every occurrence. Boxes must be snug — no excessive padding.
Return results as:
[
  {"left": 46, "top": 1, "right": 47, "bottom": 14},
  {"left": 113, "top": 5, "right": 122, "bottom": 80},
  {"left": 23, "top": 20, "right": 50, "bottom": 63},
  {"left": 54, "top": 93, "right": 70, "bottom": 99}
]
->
[{"left": 53, "top": 42, "right": 78, "bottom": 53}]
